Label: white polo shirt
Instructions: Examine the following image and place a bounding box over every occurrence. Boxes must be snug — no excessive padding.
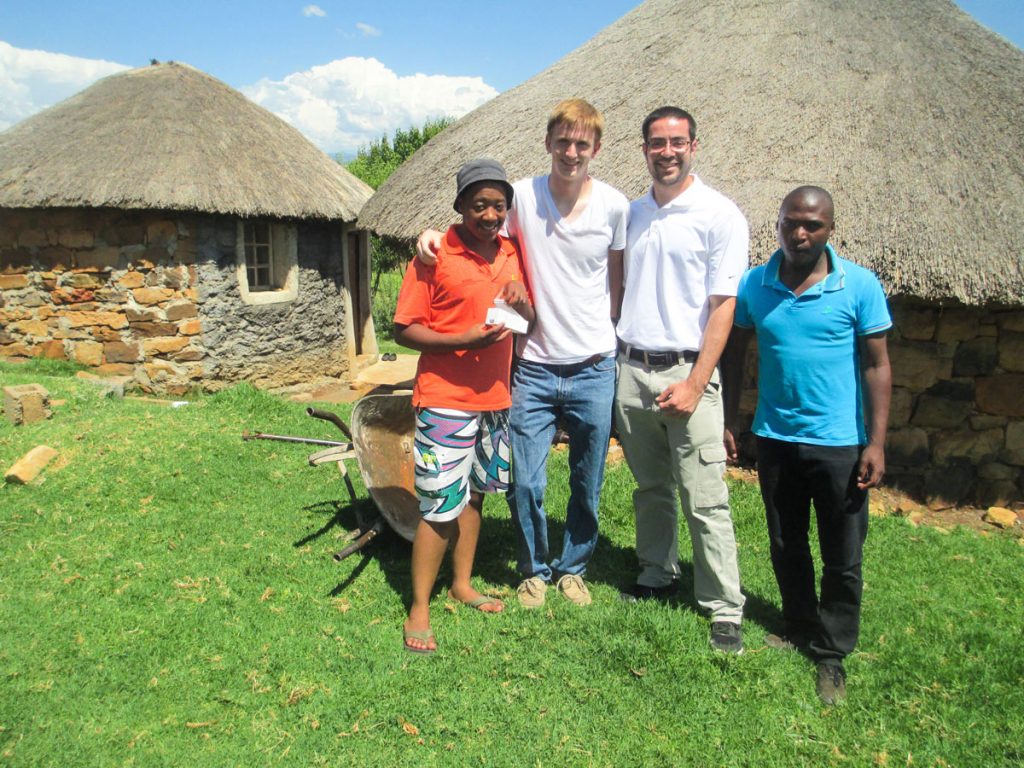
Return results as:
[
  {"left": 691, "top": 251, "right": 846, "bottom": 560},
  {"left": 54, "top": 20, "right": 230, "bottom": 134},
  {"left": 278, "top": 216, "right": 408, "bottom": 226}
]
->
[
  {"left": 618, "top": 175, "right": 749, "bottom": 352},
  {"left": 509, "top": 175, "right": 629, "bottom": 364}
]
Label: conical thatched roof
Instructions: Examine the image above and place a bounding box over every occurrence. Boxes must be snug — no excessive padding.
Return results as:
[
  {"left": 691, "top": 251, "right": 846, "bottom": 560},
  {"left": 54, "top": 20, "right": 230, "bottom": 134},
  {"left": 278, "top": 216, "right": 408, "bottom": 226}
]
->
[
  {"left": 0, "top": 62, "right": 372, "bottom": 221},
  {"left": 359, "top": 0, "right": 1024, "bottom": 305}
]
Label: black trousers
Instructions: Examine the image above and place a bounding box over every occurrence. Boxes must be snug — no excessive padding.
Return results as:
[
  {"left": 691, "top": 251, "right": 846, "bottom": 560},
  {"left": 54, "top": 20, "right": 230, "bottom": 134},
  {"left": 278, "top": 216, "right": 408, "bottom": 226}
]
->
[{"left": 756, "top": 437, "right": 869, "bottom": 666}]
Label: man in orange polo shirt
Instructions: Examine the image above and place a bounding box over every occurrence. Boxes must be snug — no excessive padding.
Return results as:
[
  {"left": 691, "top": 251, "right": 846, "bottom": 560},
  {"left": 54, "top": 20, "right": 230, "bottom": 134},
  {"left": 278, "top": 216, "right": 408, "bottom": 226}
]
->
[{"left": 394, "top": 158, "right": 534, "bottom": 654}]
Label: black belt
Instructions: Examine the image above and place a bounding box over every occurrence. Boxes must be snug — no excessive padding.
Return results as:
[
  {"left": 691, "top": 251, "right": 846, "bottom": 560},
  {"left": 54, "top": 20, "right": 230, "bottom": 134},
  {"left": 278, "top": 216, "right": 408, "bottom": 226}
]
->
[{"left": 619, "top": 342, "right": 698, "bottom": 367}]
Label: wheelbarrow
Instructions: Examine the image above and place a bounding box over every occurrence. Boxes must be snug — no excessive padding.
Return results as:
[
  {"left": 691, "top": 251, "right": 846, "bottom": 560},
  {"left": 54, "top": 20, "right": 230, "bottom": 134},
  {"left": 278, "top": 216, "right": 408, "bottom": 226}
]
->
[{"left": 306, "top": 394, "right": 421, "bottom": 561}]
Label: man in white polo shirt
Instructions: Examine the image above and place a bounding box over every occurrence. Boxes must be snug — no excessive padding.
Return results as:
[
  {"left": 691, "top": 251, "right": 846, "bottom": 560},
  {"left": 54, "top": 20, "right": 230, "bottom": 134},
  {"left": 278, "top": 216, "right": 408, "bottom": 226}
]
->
[{"left": 616, "top": 106, "right": 748, "bottom": 654}]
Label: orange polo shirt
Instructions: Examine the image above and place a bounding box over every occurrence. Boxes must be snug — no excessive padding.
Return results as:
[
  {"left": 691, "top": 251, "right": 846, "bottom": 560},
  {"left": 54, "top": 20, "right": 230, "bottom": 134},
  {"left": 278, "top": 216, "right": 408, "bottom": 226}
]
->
[{"left": 394, "top": 226, "right": 526, "bottom": 411}]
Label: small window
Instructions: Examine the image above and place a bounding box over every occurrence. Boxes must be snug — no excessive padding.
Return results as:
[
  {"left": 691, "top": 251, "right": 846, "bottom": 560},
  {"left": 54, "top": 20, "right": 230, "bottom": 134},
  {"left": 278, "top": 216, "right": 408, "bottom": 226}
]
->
[
  {"left": 236, "top": 220, "right": 298, "bottom": 305},
  {"left": 244, "top": 221, "right": 274, "bottom": 290}
]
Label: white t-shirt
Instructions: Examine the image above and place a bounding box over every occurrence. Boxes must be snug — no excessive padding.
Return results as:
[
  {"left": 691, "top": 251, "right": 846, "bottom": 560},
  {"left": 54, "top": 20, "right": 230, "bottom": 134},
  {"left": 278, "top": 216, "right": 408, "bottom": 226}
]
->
[
  {"left": 618, "top": 175, "right": 749, "bottom": 352},
  {"left": 508, "top": 176, "right": 629, "bottom": 364}
]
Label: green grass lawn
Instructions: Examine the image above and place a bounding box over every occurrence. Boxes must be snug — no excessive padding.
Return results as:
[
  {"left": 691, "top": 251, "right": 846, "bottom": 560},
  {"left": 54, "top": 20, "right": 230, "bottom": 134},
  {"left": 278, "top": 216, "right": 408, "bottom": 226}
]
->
[{"left": 1, "top": 361, "right": 1022, "bottom": 766}]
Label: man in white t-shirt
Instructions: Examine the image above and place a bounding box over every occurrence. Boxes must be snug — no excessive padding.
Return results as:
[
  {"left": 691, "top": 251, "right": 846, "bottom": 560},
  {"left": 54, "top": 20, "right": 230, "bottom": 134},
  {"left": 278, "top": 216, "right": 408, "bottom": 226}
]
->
[
  {"left": 616, "top": 106, "right": 748, "bottom": 654},
  {"left": 417, "top": 99, "right": 629, "bottom": 608}
]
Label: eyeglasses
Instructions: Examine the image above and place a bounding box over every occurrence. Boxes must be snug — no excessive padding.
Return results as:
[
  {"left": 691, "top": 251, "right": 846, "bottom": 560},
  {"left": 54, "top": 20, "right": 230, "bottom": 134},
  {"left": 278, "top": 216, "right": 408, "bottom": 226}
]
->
[{"left": 645, "top": 137, "right": 693, "bottom": 151}]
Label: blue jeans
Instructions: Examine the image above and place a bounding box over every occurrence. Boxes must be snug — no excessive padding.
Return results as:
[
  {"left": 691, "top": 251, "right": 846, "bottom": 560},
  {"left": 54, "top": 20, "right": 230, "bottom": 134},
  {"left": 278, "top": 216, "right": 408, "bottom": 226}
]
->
[{"left": 507, "top": 356, "right": 616, "bottom": 581}]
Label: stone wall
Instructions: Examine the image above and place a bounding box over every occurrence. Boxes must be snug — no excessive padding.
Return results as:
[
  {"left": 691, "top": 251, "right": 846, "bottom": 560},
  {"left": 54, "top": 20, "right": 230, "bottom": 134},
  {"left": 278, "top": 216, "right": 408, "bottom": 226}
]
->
[
  {"left": 884, "top": 299, "right": 1024, "bottom": 508},
  {"left": 0, "top": 208, "right": 353, "bottom": 393},
  {"left": 733, "top": 297, "right": 1024, "bottom": 508}
]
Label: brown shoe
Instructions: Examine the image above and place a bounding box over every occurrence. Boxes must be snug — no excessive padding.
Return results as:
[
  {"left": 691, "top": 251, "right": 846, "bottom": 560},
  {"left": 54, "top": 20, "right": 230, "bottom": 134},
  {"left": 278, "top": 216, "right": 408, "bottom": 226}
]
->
[
  {"left": 517, "top": 577, "right": 548, "bottom": 608},
  {"left": 765, "top": 633, "right": 797, "bottom": 651},
  {"left": 556, "top": 574, "right": 592, "bottom": 606}
]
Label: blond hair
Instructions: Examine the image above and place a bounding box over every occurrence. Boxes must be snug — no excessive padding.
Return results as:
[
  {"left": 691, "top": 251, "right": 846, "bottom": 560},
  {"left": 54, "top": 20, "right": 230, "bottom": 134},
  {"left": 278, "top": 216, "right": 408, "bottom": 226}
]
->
[{"left": 546, "top": 99, "right": 604, "bottom": 143}]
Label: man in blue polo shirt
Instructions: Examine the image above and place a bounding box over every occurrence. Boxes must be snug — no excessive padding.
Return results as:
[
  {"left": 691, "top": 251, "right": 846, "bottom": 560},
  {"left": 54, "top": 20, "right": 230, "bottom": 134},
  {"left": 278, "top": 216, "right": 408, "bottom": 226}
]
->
[{"left": 724, "top": 185, "right": 892, "bottom": 705}]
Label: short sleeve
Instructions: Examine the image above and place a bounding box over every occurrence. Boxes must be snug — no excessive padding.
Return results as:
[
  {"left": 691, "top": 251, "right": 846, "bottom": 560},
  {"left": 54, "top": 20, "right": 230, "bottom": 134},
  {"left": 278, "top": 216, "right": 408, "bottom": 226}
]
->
[
  {"left": 733, "top": 270, "right": 754, "bottom": 328},
  {"left": 393, "top": 258, "right": 435, "bottom": 327},
  {"left": 505, "top": 186, "right": 521, "bottom": 238},
  {"left": 609, "top": 190, "right": 630, "bottom": 252},
  {"left": 708, "top": 205, "right": 750, "bottom": 298},
  {"left": 855, "top": 272, "right": 892, "bottom": 335}
]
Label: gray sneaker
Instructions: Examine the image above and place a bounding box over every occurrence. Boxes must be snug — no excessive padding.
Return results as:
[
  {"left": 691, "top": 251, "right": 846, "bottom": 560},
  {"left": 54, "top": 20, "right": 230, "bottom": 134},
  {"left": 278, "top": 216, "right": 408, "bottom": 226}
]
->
[
  {"left": 816, "top": 663, "right": 846, "bottom": 705},
  {"left": 556, "top": 574, "right": 592, "bottom": 606},
  {"left": 710, "top": 621, "right": 744, "bottom": 654},
  {"left": 517, "top": 577, "right": 548, "bottom": 608}
]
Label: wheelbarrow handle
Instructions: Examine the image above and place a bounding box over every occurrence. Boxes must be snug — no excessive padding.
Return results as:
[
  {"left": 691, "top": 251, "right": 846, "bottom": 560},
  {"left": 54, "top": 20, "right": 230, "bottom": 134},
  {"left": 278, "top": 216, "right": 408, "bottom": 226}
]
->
[
  {"left": 333, "top": 518, "right": 385, "bottom": 561},
  {"left": 306, "top": 408, "right": 354, "bottom": 441},
  {"left": 243, "top": 431, "right": 347, "bottom": 447}
]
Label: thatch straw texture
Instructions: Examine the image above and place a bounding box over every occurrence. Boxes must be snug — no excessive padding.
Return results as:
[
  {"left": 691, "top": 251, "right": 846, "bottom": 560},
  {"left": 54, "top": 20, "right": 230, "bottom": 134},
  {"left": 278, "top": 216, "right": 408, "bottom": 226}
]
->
[
  {"left": 359, "top": 0, "right": 1024, "bottom": 305},
  {"left": 0, "top": 62, "right": 372, "bottom": 221}
]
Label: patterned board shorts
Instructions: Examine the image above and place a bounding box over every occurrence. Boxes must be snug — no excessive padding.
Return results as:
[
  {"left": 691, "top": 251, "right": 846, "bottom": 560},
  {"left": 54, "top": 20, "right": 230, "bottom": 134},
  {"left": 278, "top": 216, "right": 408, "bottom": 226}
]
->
[{"left": 413, "top": 407, "right": 511, "bottom": 523}]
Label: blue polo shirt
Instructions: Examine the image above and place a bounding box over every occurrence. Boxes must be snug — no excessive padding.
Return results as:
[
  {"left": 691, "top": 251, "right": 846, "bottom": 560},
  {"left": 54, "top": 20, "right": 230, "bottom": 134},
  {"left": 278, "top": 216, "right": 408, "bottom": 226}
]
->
[{"left": 734, "top": 245, "right": 891, "bottom": 446}]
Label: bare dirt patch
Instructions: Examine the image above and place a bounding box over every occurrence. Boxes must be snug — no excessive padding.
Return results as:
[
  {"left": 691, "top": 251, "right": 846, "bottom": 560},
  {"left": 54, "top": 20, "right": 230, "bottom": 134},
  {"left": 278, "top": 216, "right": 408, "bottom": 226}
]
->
[{"left": 725, "top": 466, "right": 1023, "bottom": 539}]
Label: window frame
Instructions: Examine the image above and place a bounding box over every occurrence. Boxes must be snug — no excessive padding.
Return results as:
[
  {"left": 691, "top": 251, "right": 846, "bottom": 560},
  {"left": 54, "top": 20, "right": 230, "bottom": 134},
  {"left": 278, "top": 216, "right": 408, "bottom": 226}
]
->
[{"left": 236, "top": 220, "right": 298, "bottom": 305}]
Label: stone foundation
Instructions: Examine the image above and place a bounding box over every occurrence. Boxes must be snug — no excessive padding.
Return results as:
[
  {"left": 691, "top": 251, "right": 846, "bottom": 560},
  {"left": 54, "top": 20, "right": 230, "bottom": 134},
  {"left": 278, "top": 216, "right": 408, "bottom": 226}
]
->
[{"left": 1, "top": 209, "right": 355, "bottom": 394}]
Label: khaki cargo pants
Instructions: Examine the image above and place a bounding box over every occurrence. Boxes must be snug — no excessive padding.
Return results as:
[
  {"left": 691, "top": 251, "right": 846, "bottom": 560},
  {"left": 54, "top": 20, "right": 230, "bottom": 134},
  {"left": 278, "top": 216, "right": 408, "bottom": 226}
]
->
[{"left": 615, "top": 354, "right": 745, "bottom": 623}]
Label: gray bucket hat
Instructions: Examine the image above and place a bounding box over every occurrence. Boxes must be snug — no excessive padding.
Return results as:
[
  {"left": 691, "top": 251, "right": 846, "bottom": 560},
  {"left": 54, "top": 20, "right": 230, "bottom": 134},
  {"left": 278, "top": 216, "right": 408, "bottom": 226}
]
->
[{"left": 453, "top": 158, "right": 514, "bottom": 212}]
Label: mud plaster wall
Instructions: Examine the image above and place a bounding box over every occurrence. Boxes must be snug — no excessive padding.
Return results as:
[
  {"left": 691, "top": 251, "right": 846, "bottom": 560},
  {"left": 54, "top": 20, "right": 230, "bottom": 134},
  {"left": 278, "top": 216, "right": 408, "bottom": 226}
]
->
[
  {"left": 0, "top": 209, "right": 352, "bottom": 394},
  {"left": 192, "top": 215, "right": 350, "bottom": 390},
  {"left": 732, "top": 298, "right": 1024, "bottom": 509}
]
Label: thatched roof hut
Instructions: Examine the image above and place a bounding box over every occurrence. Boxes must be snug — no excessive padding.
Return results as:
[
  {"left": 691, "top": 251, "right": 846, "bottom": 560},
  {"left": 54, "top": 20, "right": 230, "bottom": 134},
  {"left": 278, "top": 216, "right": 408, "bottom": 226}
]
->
[
  {"left": 359, "top": 0, "right": 1024, "bottom": 306},
  {"left": 0, "top": 61, "right": 372, "bottom": 220},
  {"left": 0, "top": 62, "right": 377, "bottom": 394}
]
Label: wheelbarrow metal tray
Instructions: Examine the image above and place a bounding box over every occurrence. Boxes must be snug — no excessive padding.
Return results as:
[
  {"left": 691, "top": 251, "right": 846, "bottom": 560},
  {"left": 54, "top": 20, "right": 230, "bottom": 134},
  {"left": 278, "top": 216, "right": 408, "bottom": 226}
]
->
[{"left": 350, "top": 393, "right": 420, "bottom": 542}]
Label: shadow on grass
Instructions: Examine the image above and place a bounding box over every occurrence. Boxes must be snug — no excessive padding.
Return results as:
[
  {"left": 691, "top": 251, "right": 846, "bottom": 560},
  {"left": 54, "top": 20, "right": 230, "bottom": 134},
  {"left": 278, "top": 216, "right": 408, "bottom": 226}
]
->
[
  {"left": 339, "top": 507, "right": 524, "bottom": 606},
  {"left": 740, "top": 590, "right": 789, "bottom": 638},
  {"left": 329, "top": 552, "right": 378, "bottom": 596},
  {"left": 581, "top": 515, "right": 783, "bottom": 632},
  {"left": 296, "top": 496, "right": 402, "bottom": 596},
  {"left": 300, "top": 492, "right": 781, "bottom": 633},
  {"left": 293, "top": 499, "right": 361, "bottom": 548}
]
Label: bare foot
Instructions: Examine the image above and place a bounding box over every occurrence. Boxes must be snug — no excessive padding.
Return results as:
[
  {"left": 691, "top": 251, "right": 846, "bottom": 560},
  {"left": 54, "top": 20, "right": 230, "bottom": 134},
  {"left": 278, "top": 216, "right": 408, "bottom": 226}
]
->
[
  {"left": 447, "top": 587, "right": 504, "bottom": 613},
  {"left": 404, "top": 607, "right": 436, "bottom": 653}
]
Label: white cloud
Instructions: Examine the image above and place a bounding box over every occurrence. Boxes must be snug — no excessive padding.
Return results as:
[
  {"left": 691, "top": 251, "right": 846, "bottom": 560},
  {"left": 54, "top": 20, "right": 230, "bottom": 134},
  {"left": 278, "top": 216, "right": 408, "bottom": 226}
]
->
[
  {"left": 355, "top": 22, "right": 381, "bottom": 37},
  {"left": 0, "top": 42, "right": 497, "bottom": 161},
  {"left": 303, "top": 5, "right": 327, "bottom": 18},
  {"left": 0, "top": 41, "right": 129, "bottom": 131},
  {"left": 242, "top": 57, "right": 497, "bottom": 157}
]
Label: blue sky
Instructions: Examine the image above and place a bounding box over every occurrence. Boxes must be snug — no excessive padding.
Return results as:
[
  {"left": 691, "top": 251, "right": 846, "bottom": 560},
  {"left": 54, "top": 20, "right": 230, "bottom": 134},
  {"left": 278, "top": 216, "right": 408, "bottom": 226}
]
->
[{"left": 1, "top": 1, "right": 1021, "bottom": 157}]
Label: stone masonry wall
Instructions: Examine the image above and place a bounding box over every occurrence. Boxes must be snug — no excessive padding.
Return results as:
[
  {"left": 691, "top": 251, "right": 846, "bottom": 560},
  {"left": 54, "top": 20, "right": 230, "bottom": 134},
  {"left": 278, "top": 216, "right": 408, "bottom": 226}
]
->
[
  {"left": 733, "top": 297, "right": 1024, "bottom": 508},
  {"left": 883, "top": 299, "right": 1024, "bottom": 508},
  {"left": 1, "top": 209, "right": 204, "bottom": 394},
  {"left": 193, "top": 217, "right": 350, "bottom": 390},
  {"left": 1, "top": 209, "right": 352, "bottom": 393}
]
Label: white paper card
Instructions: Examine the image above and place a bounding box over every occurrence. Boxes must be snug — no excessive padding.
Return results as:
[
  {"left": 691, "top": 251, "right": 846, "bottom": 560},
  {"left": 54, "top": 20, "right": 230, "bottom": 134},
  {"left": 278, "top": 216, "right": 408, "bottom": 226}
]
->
[{"left": 485, "top": 301, "right": 529, "bottom": 334}]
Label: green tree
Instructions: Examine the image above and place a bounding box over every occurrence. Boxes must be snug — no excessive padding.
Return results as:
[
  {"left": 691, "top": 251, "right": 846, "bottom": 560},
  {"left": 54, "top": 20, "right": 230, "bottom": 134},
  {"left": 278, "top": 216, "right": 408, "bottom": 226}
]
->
[{"left": 346, "top": 117, "right": 453, "bottom": 191}]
